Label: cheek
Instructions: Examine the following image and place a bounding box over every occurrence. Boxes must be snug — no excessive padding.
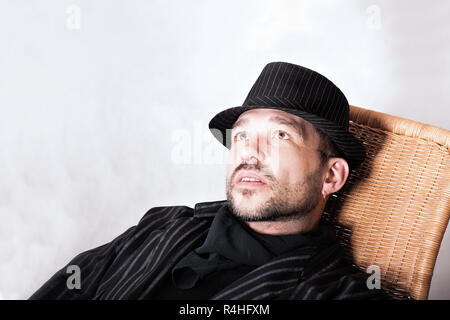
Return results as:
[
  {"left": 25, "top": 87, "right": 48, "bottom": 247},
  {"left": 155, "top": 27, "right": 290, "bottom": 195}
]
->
[{"left": 269, "top": 149, "right": 307, "bottom": 182}]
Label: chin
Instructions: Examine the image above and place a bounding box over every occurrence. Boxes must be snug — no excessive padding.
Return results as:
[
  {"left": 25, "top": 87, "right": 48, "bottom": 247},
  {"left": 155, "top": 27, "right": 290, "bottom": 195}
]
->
[{"left": 231, "top": 190, "right": 266, "bottom": 210}]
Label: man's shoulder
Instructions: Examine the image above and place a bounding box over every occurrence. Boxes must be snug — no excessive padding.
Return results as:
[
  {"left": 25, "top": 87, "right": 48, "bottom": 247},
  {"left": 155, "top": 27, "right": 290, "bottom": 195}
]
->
[
  {"left": 298, "top": 244, "right": 393, "bottom": 300},
  {"left": 330, "top": 262, "right": 393, "bottom": 300},
  {"left": 137, "top": 204, "right": 194, "bottom": 225},
  {"left": 136, "top": 199, "right": 228, "bottom": 226}
]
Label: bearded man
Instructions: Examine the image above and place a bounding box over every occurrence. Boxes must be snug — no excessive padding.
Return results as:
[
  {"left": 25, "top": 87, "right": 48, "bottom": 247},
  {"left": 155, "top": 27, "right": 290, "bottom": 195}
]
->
[{"left": 30, "top": 62, "right": 390, "bottom": 300}]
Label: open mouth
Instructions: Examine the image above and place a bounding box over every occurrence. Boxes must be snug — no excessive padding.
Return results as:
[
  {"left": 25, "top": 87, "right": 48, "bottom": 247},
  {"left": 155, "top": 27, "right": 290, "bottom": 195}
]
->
[{"left": 236, "top": 177, "right": 267, "bottom": 187}]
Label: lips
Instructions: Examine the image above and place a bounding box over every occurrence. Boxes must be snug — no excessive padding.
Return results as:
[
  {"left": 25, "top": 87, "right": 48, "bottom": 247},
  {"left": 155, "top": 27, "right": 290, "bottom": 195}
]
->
[{"left": 234, "top": 171, "right": 267, "bottom": 186}]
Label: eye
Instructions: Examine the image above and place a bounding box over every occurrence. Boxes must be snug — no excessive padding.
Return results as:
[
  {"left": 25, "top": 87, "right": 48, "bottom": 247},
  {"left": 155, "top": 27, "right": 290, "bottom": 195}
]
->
[
  {"left": 234, "top": 131, "right": 248, "bottom": 142},
  {"left": 272, "top": 130, "right": 290, "bottom": 140}
]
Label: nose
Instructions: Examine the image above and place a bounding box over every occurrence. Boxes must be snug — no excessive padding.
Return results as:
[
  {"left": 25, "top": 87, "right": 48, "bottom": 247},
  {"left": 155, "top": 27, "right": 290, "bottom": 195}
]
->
[{"left": 240, "top": 132, "right": 268, "bottom": 164}]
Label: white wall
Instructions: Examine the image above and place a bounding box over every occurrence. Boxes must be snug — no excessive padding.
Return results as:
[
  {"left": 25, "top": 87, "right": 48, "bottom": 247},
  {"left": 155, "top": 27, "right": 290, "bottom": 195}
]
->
[{"left": 0, "top": 0, "right": 448, "bottom": 299}]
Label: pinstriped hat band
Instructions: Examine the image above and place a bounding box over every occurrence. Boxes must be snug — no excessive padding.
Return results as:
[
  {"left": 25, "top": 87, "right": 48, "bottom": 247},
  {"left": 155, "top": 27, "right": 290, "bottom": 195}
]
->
[{"left": 208, "top": 62, "right": 366, "bottom": 170}]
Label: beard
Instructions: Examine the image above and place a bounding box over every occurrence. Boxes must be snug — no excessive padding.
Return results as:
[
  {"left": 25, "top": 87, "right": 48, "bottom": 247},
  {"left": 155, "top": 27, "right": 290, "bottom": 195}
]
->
[{"left": 226, "top": 163, "right": 323, "bottom": 222}]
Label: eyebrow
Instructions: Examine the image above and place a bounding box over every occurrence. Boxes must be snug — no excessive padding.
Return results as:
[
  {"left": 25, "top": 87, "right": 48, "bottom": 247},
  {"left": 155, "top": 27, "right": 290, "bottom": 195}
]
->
[{"left": 232, "top": 115, "right": 306, "bottom": 137}]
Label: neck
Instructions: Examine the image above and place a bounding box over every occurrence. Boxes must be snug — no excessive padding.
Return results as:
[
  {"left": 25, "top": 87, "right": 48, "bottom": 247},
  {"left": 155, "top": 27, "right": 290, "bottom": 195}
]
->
[{"left": 246, "top": 208, "right": 323, "bottom": 235}]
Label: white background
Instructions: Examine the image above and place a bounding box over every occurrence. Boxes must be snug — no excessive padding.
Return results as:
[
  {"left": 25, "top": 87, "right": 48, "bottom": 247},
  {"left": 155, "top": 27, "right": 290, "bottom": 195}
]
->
[{"left": 0, "top": 0, "right": 449, "bottom": 299}]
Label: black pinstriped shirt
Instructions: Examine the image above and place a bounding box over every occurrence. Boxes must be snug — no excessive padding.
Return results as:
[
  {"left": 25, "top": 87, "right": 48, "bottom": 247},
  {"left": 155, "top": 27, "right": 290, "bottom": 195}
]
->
[
  {"left": 29, "top": 200, "right": 391, "bottom": 300},
  {"left": 154, "top": 204, "right": 336, "bottom": 299}
]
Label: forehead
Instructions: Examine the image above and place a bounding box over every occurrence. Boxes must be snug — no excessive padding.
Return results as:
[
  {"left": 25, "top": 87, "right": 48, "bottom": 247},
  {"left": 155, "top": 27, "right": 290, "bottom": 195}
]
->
[{"left": 232, "top": 108, "right": 315, "bottom": 136}]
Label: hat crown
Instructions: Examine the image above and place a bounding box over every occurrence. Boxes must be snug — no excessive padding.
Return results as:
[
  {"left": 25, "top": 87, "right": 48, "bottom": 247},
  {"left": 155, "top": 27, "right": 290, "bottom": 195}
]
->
[{"left": 243, "top": 62, "right": 350, "bottom": 130}]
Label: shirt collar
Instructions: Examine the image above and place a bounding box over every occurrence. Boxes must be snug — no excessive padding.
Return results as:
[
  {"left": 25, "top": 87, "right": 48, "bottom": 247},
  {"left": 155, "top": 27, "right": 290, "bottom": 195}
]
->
[
  {"left": 193, "top": 201, "right": 337, "bottom": 262},
  {"left": 193, "top": 199, "right": 228, "bottom": 218}
]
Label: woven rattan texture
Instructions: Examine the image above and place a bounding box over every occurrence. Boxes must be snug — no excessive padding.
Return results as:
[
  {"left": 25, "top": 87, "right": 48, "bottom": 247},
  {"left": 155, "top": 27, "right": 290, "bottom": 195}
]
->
[{"left": 321, "top": 106, "right": 450, "bottom": 300}]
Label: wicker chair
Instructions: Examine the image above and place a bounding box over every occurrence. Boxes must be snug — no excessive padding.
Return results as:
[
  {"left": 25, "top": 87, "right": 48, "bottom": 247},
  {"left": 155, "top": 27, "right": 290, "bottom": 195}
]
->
[{"left": 321, "top": 105, "right": 450, "bottom": 300}]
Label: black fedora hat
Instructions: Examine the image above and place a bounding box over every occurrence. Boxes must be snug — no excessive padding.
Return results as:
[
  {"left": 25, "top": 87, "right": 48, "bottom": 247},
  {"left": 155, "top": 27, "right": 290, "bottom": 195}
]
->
[{"left": 208, "top": 62, "right": 366, "bottom": 171}]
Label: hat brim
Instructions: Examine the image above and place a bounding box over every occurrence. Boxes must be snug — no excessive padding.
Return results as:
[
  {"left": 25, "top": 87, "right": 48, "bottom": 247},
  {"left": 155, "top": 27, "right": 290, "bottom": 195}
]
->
[{"left": 208, "top": 105, "right": 366, "bottom": 170}]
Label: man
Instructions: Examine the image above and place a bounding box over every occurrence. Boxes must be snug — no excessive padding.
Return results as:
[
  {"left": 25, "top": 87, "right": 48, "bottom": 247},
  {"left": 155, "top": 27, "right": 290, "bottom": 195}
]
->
[{"left": 30, "top": 62, "right": 390, "bottom": 300}]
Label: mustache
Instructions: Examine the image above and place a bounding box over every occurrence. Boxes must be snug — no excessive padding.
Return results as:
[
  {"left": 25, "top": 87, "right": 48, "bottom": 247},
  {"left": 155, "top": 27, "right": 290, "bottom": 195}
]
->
[{"left": 232, "top": 163, "right": 273, "bottom": 181}]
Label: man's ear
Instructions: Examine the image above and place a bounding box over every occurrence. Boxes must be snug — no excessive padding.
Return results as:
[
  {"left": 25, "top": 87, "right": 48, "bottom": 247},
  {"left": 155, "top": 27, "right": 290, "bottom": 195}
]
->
[{"left": 321, "top": 158, "right": 349, "bottom": 197}]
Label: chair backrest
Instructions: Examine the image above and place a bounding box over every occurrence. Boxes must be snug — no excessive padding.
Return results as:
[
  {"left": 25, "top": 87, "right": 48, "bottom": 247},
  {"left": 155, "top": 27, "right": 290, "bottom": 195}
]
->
[{"left": 321, "top": 105, "right": 450, "bottom": 300}]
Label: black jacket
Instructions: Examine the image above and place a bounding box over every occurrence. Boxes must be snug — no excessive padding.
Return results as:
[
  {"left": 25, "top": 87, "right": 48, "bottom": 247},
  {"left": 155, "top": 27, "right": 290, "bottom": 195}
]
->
[{"left": 29, "top": 200, "right": 391, "bottom": 300}]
